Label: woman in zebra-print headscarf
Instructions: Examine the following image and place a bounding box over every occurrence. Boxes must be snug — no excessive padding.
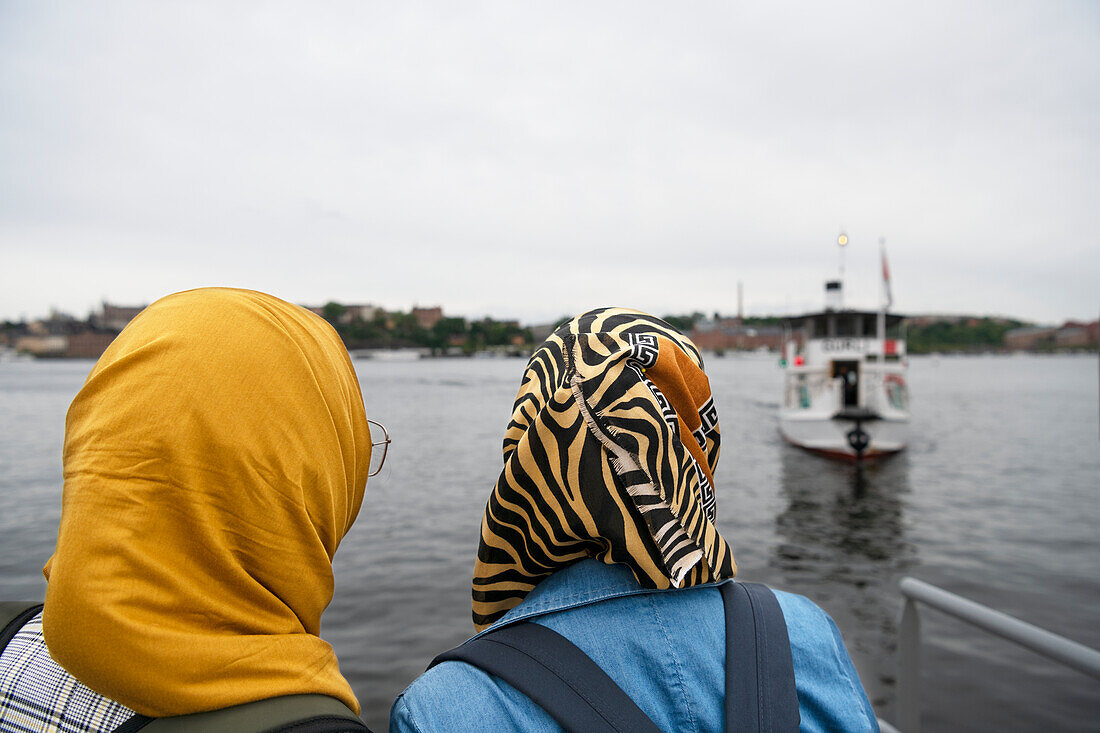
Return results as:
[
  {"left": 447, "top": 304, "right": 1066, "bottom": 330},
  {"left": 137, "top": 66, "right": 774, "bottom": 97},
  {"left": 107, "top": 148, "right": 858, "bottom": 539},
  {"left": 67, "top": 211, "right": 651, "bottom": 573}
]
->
[
  {"left": 395, "top": 306, "right": 879, "bottom": 731},
  {"left": 472, "top": 307, "right": 738, "bottom": 630}
]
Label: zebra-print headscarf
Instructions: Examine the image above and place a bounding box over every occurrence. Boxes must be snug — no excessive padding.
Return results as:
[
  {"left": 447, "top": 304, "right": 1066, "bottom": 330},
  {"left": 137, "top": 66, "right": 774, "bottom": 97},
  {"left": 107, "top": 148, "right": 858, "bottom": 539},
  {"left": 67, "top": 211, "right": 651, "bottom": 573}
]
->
[{"left": 472, "top": 307, "right": 737, "bottom": 629}]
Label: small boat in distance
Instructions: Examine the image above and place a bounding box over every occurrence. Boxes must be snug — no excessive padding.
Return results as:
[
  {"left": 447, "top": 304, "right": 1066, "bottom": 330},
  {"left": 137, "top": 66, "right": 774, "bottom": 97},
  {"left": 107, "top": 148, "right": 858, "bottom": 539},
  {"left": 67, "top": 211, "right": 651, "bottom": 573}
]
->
[{"left": 778, "top": 238, "right": 909, "bottom": 459}]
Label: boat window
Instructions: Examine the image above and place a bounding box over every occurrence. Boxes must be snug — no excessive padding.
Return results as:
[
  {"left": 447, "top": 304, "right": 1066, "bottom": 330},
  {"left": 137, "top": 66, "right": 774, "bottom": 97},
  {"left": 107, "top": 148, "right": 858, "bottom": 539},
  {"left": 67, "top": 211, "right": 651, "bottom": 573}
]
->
[{"left": 835, "top": 317, "right": 856, "bottom": 336}]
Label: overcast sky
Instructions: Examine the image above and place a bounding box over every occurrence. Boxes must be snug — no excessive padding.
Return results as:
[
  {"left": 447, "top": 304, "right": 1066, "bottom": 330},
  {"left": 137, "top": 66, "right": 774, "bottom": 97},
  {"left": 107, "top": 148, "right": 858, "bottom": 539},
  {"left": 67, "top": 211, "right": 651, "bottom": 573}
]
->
[{"left": 1, "top": 1, "right": 1097, "bottom": 325}]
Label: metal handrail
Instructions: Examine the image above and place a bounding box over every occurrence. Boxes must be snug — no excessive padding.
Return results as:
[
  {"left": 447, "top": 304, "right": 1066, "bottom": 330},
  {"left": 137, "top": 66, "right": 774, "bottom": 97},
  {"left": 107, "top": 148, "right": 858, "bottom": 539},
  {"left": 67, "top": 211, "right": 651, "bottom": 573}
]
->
[{"left": 895, "top": 576, "right": 1100, "bottom": 732}]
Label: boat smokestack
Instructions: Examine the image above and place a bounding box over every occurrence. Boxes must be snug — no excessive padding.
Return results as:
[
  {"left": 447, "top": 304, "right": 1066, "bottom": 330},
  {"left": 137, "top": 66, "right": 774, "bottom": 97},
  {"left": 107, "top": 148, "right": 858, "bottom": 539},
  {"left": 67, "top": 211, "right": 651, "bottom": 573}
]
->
[{"left": 825, "top": 280, "right": 843, "bottom": 311}]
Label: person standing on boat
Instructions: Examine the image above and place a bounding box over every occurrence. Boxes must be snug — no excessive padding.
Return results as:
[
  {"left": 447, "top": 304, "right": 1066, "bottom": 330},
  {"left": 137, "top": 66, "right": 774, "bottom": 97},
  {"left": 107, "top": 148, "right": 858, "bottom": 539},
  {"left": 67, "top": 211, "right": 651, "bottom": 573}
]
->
[
  {"left": 391, "top": 308, "right": 879, "bottom": 732},
  {"left": 0, "top": 288, "right": 381, "bottom": 732}
]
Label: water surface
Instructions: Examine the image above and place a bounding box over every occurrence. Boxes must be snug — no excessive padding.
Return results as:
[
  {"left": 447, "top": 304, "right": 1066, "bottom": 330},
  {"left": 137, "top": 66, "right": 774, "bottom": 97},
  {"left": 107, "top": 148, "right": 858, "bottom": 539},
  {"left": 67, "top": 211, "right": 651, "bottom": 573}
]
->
[{"left": 1, "top": 355, "right": 1097, "bottom": 731}]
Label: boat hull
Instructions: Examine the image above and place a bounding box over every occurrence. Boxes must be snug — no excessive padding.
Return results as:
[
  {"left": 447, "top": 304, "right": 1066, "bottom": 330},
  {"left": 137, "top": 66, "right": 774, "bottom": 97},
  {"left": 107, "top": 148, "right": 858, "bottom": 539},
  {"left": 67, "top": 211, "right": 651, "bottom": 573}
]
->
[{"left": 778, "top": 411, "right": 908, "bottom": 459}]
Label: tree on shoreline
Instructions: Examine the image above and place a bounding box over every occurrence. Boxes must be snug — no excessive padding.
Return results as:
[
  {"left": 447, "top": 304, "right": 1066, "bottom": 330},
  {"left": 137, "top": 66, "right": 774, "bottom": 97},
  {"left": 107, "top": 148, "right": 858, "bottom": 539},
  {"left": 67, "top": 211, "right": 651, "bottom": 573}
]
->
[{"left": 321, "top": 303, "right": 532, "bottom": 353}]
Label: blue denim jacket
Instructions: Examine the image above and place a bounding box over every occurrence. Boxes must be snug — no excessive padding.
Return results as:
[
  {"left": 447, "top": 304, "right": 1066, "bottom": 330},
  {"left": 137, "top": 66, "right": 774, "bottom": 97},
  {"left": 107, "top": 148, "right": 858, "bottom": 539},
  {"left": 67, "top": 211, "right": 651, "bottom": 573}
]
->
[{"left": 391, "top": 560, "right": 879, "bottom": 732}]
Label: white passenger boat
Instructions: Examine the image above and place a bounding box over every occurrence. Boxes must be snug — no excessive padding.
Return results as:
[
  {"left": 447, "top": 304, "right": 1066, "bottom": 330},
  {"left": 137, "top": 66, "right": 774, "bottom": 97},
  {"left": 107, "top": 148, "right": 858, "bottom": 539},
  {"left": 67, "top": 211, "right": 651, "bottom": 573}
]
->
[{"left": 778, "top": 277, "right": 909, "bottom": 460}]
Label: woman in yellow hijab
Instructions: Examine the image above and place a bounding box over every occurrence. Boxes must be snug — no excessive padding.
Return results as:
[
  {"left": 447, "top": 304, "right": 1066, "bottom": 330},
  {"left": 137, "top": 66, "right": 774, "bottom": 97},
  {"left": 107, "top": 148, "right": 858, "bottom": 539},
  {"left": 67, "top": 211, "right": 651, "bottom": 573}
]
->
[{"left": 0, "top": 288, "right": 374, "bottom": 731}]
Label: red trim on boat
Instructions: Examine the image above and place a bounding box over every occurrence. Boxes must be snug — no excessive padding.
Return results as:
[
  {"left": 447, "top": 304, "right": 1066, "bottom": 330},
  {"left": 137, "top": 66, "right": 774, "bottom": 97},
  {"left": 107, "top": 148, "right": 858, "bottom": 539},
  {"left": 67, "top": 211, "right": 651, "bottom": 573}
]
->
[{"left": 780, "top": 433, "right": 901, "bottom": 462}]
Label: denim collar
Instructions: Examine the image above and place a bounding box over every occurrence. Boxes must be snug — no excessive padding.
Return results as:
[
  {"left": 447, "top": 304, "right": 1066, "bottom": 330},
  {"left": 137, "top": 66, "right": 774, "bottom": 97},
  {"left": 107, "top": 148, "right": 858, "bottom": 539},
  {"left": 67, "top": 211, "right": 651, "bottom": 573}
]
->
[{"left": 475, "top": 559, "right": 723, "bottom": 639}]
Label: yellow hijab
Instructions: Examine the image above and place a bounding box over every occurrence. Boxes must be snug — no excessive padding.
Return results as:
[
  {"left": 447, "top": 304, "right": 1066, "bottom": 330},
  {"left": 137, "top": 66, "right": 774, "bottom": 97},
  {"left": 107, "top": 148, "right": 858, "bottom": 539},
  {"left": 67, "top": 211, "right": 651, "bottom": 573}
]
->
[{"left": 42, "top": 288, "right": 371, "bottom": 717}]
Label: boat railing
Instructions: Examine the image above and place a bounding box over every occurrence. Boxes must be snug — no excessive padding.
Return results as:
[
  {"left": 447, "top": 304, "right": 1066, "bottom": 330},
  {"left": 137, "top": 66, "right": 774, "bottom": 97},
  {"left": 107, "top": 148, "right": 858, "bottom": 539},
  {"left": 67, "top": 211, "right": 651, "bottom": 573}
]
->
[
  {"left": 783, "top": 369, "right": 834, "bottom": 410},
  {"left": 861, "top": 371, "right": 882, "bottom": 412},
  {"left": 892, "top": 576, "right": 1100, "bottom": 732},
  {"left": 810, "top": 373, "right": 837, "bottom": 410},
  {"left": 859, "top": 364, "right": 907, "bottom": 414}
]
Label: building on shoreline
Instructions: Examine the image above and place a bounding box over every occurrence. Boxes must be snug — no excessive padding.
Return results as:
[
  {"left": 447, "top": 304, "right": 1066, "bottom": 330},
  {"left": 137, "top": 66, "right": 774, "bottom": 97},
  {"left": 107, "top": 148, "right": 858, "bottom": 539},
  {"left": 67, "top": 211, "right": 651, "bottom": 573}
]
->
[
  {"left": 1004, "top": 321, "right": 1098, "bottom": 351},
  {"left": 304, "top": 303, "right": 383, "bottom": 325},
  {"left": 92, "top": 303, "right": 146, "bottom": 332},
  {"left": 8, "top": 302, "right": 146, "bottom": 358},
  {"left": 690, "top": 317, "right": 784, "bottom": 352},
  {"left": 411, "top": 306, "right": 443, "bottom": 330}
]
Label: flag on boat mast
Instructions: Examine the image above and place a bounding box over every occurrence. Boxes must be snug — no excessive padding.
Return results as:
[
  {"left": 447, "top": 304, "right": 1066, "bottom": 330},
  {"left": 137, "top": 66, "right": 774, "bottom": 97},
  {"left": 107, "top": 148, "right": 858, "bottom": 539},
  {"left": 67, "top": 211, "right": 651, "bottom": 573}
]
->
[{"left": 880, "top": 237, "right": 893, "bottom": 309}]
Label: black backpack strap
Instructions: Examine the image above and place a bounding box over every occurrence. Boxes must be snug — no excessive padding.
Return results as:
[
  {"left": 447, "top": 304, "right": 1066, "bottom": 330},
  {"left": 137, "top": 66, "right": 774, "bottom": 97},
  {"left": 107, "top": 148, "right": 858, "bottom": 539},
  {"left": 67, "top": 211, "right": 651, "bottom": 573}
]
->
[
  {"left": 429, "top": 621, "right": 660, "bottom": 733},
  {"left": 0, "top": 602, "right": 44, "bottom": 654},
  {"left": 115, "top": 694, "right": 371, "bottom": 732},
  {"left": 720, "top": 582, "right": 800, "bottom": 732},
  {"left": 112, "top": 715, "right": 153, "bottom": 732}
]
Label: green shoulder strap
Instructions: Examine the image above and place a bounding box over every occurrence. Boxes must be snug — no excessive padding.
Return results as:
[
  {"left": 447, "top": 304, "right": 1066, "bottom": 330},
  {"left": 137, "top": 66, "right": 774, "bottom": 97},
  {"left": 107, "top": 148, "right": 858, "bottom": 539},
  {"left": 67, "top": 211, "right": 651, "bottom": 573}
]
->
[{"left": 136, "top": 694, "right": 370, "bottom": 733}]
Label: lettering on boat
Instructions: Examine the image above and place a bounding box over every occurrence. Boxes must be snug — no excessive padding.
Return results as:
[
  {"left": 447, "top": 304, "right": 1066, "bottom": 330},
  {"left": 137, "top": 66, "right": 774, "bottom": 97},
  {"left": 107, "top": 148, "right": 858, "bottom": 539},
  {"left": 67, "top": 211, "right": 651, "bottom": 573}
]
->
[{"left": 820, "top": 338, "right": 868, "bottom": 352}]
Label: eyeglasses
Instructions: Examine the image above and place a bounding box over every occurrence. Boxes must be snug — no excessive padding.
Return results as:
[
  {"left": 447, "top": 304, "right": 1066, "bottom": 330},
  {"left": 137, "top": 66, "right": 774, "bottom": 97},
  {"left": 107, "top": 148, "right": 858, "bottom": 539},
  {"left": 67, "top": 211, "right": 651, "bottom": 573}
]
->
[{"left": 367, "top": 419, "right": 390, "bottom": 477}]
